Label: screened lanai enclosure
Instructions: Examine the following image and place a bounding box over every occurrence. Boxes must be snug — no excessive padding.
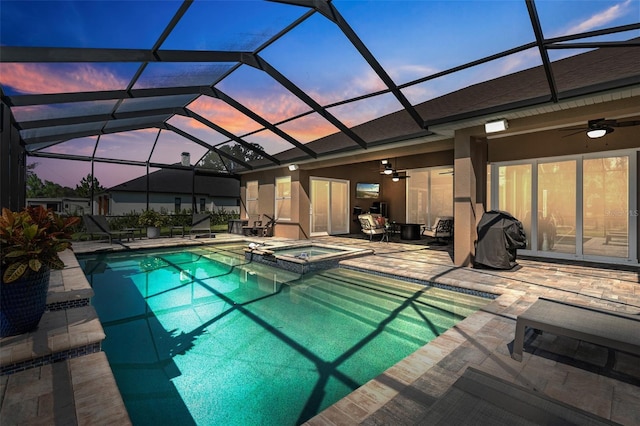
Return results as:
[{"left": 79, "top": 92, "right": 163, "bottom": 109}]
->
[{"left": 1, "top": 0, "right": 639, "bottom": 210}]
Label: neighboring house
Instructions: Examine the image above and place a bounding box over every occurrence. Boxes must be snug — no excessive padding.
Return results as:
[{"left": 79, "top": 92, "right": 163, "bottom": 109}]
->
[
  {"left": 26, "top": 197, "right": 91, "bottom": 216},
  {"left": 99, "top": 168, "right": 240, "bottom": 215}
]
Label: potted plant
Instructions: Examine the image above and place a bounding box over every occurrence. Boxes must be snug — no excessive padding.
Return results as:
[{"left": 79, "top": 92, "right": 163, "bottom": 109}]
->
[
  {"left": 137, "top": 209, "right": 167, "bottom": 238},
  {"left": 0, "top": 206, "right": 79, "bottom": 337}
]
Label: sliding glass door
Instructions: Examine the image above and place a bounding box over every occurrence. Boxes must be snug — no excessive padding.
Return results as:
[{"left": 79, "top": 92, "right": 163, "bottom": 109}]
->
[
  {"left": 406, "top": 167, "right": 453, "bottom": 227},
  {"left": 493, "top": 150, "right": 637, "bottom": 263},
  {"left": 310, "top": 177, "right": 349, "bottom": 236}
]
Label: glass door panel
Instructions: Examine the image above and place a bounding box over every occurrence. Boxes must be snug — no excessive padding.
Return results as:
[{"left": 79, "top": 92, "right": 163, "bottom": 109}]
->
[
  {"left": 583, "top": 156, "right": 629, "bottom": 258},
  {"left": 406, "top": 167, "right": 453, "bottom": 226},
  {"left": 330, "top": 181, "right": 349, "bottom": 234},
  {"left": 498, "top": 164, "right": 532, "bottom": 249},
  {"left": 310, "top": 178, "right": 349, "bottom": 235},
  {"left": 538, "top": 160, "right": 576, "bottom": 254},
  {"left": 311, "top": 179, "right": 329, "bottom": 234}
]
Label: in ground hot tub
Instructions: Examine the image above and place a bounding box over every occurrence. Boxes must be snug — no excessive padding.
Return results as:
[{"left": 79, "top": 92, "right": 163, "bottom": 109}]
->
[{"left": 244, "top": 242, "right": 373, "bottom": 274}]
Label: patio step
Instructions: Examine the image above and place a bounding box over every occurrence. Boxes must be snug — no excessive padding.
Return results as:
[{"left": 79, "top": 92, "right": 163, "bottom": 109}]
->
[
  {"left": 0, "top": 351, "right": 131, "bottom": 425},
  {"left": 0, "top": 305, "right": 105, "bottom": 376}
]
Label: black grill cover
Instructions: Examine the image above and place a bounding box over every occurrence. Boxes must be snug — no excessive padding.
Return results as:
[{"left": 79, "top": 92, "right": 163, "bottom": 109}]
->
[{"left": 475, "top": 210, "right": 527, "bottom": 270}]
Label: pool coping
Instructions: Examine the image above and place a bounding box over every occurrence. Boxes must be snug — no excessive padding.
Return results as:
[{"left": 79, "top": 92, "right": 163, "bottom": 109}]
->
[{"left": 244, "top": 241, "right": 375, "bottom": 274}]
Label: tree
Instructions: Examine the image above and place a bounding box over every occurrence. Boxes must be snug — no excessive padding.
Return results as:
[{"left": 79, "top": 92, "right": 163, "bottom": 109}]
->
[
  {"left": 199, "top": 143, "right": 264, "bottom": 172},
  {"left": 26, "top": 173, "right": 45, "bottom": 197},
  {"left": 75, "top": 174, "right": 105, "bottom": 198}
]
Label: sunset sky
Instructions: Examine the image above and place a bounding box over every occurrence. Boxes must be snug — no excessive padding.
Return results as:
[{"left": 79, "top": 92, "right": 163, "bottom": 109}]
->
[{"left": 1, "top": 0, "right": 638, "bottom": 188}]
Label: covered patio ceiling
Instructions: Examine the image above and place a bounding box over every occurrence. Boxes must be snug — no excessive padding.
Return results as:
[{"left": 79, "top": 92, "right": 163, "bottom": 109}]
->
[{"left": 1, "top": 0, "right": 639, "bottom": 178}]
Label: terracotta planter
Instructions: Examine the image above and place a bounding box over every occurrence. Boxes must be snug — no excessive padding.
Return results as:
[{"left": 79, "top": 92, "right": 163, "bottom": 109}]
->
[{"left": 0, "top": 268, "right": 51, "bottom": 337}]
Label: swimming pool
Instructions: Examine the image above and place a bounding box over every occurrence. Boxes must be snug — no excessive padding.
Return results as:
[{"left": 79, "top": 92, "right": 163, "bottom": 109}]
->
[{"left": 79, "top": 244, "right": 490, "bottom": 425}]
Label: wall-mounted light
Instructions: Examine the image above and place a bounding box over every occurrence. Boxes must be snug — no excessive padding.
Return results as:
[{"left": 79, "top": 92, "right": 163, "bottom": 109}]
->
[
  {"left": 288, "top": 164, "right": 299, "bottom": 171},
  {"left": 586, "top": 127, "right": 613, "bottom": 139},
  {"left": 484, "top": 119, "right": 508, "bottom": 133}
]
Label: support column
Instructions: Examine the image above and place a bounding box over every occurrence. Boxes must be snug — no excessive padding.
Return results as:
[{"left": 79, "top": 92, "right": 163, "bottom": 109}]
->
[
  {"left": 0, "top": 103, "right": 10, "bottom": 210},
  {"left": 0, "top": 102, "right": 26, "bottom": 211},
  {"left": 454, "top": 130, "right": 488, "bottom": 266}
]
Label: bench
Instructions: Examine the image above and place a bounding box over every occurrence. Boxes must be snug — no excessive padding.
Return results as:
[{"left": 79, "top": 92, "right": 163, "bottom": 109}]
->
[
  {"left": 605, "top": 230, "right": 627, "bottom": 245},
  {"left": 512, "top": 297, "right": 640, "bottom": 361}
]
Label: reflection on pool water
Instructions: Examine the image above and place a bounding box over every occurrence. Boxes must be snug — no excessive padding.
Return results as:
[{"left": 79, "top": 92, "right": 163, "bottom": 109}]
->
[{"left": 79, "top": 244, "right": 491, "bottom": 425}]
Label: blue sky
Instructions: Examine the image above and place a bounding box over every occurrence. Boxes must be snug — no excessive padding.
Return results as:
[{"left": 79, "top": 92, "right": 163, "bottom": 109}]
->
[{"left": 1, "top": 0, "right": 638, "bottom": 188}]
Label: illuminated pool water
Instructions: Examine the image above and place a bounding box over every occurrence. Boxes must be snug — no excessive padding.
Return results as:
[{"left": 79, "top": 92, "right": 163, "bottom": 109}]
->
[{"left": 79, "top": 244, "right": 490, "bottom": 425}]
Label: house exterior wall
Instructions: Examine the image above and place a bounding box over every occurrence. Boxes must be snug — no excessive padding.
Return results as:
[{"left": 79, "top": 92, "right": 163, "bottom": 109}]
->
[
  {"left": 26, "top": 197, "right": 91, "bottom": 216},
  {"left": 240, "top": 151, "right": 455, "bottom": 239},
  {"left": 241, "top": 98, "right": 638, "bottom": 267},
  {"left": 108, "top": 191, "right": 239, "bottom": 215}
]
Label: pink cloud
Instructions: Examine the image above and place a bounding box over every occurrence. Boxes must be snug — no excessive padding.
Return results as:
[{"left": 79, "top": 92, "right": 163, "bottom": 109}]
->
[
  {"left": 1, "top": 63, "right": 128, "bottom": 94},
  {"left": 188, "top": 96, "right": 263, "bottom": 134}
]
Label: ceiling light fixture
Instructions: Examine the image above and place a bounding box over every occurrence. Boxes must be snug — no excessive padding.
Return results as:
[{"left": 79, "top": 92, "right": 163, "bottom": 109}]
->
[
  {"left": 392, "top": 173, "right": 400, "bottom": 182},
  {"left": 288, "top": 164, "right": 299, "bottom": 171},
  {"left": 381, "top": 159, "right": 389, "bottom": 165},
  {"left": 383, "top": 164, "right": 393, "bottom": 175},
  {"left": 586, "top": 127, "right": 613, "bottom": 139},
  {"left": 485, "top": 119, "right": 508, "bottom": 133}
]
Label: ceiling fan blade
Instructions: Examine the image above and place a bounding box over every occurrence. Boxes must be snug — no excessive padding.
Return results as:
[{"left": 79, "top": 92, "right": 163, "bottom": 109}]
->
[
  {"left": 613, "top": 120, "right": 640, "bottom": 127},
  {"left": 562, "top": 130, "right": 586, "bottom": 138},
  {"left": 559, "top": 127, "right": 588, "bottom": 132}
]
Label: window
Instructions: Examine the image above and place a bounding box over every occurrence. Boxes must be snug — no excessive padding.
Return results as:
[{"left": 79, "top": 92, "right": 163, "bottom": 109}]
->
[
  {"left": 406, "top": 167, "right": 453, "bottom": 226},
  {"left": 200, "top": 198, "right": 206, "bottom": 213},
  {"left": 174, "top": 197, "right": 181, "bottom": 214},
  {"left": 275, "top": 176, "right": 291, "bottom": 220},
  {"left": 246, "top": 180, "right": 259, "bottom": 218}
]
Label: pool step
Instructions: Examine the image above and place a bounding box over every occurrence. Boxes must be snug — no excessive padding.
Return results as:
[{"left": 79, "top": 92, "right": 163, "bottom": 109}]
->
[
  {"left": 0, "top": 305, "right": 106, "bottom": 375},
  {"left": 313, "top": 268, "right": 487, "bottom": 315},
  {"left": 299, "top": 269, "right": 489, "bottom": 336},
  {"left": 290, "top": 273, "right": 471, "bottom": 342}
]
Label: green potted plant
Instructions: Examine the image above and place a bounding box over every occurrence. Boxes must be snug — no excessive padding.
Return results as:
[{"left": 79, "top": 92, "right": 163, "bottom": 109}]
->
[
  {"left": 0, "top": 206, "right": 79, "bottom": 337},
  {"left": 137, "top": 209, "right": 167, "bottom": 238}
]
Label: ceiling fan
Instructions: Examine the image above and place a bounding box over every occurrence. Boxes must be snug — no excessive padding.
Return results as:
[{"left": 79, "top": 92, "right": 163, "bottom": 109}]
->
[
  {"left": 379, "top": 159, "right": 410, "bottom": 181},
  {"left": 561, "top": 118, "right": 640, "bottom": 139}
]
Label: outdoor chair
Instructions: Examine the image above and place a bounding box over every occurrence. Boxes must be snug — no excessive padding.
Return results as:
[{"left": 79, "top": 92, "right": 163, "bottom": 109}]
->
[
  {"left": 422, "top": 216, "right": 453, "bottom": 243},
  {"left": 83, "top": 214, "right": 135, "bottom": 244},
  {"left": 170, "top": 224, "right": 185, "bottom": 237},
  {"left": 358, "top": 213, "right": 388, "bottom": 242},
  {"left": 189, "top": 213, "right": 214, "bottom": 238},
  {"left": 261, "top": 214, "right": 276, "bottom": 237},
  {"left": 242, "top": 214, "right": 266, "bottom": 236}
]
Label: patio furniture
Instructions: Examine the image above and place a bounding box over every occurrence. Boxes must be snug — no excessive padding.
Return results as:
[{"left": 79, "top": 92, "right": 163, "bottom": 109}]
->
[
  {"left": 83, "top": 215, "right": 135, "bottom": 244},
  {"left": 399, "top": 223, "right": 423, "bottom": 240},
  {"left": 242, "top": 214, "right": 266, "bottom": 236},
  {"left": 170, "top": 224, "right": 185, "bottom": 237},
  {"left": 421, "top": 367, "right": 616, "bottom": 425},
  {"left": 511, "top": 297, "right": 640, "bottom": 362},
  {"left": 189, "top": 213, "right": 214, "bottom": 238},
  {"left": 422, "top": 216, "right": 453, "bottom": 243},
  {"left": 228, "top": 219, "right": 248, "bottom": 235},
  {"left": 358, "top": 213, "right": 388, "bottom": 242}
]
